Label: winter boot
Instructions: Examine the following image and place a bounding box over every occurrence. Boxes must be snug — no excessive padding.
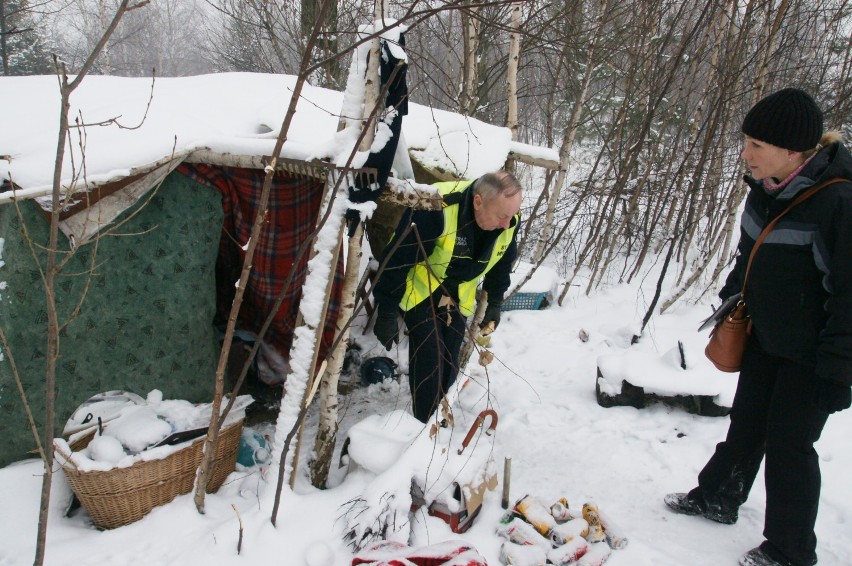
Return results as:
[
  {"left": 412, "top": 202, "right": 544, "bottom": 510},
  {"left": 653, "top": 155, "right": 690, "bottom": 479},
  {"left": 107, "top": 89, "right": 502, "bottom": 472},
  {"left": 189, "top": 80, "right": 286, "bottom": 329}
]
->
[
  {"left": 663, "top": 492, "right": 738, "bottom": 524},
  {"left": 738, "top": 543, "right": 817, "bottom": 566}
]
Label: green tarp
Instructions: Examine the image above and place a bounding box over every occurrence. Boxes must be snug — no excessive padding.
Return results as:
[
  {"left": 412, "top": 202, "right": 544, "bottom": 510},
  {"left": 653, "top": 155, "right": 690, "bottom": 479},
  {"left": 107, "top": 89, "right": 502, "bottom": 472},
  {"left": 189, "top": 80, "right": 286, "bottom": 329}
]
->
[{"left": 0, "top": 172, "right": 223, "bottom": 467}]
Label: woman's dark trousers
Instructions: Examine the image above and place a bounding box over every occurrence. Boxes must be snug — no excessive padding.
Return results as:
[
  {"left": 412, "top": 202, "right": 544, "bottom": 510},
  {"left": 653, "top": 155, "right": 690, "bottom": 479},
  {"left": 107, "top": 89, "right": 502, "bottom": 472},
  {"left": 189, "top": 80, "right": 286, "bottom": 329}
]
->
[{"left": 689, "top": 334, "right": 829, "bottom": 565}]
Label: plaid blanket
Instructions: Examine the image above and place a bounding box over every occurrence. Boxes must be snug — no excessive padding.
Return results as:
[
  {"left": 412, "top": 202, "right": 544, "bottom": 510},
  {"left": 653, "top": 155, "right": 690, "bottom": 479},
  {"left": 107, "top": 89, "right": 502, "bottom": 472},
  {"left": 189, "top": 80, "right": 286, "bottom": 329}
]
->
[{"left": 177, "top": 163, "right": 343, "bottom": 368}]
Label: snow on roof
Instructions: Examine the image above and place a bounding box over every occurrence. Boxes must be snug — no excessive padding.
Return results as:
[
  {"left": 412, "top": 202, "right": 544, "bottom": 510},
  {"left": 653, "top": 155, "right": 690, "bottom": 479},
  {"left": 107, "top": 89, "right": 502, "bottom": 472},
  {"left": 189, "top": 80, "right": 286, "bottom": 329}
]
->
[{"left": 0, "top": 72, "right": 558, "bottom": 198}]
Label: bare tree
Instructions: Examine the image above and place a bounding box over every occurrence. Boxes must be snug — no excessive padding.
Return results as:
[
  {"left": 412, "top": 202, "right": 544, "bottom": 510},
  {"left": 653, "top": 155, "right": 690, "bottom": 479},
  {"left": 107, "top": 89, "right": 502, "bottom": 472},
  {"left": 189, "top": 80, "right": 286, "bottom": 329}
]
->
[
  {"left": 0, "top": 0, "right": 54, "bottom": 75},
  {"left": 505, "top": 1, "right": 521, "bottom": 141},
  {"left": 49, "top": 0, "right": 211, "bottom": 76},
  {"left": 203, "top": 0, "right": 361, "bottom": 85},
  {"left": 309, "top": 0, "right": 387, "bottom": 491},
  {"left": 459, "top": 1, "right": 480, "bottom": 114},
  {"left": 531, "top": 0, "right": 611, "bottom": 265},
  {"left": 13, "top": 4, "right": 151, "bottom": 563}
]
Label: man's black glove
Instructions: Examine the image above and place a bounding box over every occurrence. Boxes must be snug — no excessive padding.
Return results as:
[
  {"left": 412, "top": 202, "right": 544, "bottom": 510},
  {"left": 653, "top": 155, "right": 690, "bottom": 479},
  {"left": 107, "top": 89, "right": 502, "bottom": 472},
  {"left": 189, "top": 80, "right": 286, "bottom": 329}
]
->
[
  {"left": 814, "top": 379, "right": 852, "bottom": 414},
  {"left": 479, "top": 301, "right": 502, "bottom": 333},
  {"left": 373, "top": 307, "right": 400, "bottom": 350},
  {"left": 344, "top": 208, "right": 361, "bottom": 237}
]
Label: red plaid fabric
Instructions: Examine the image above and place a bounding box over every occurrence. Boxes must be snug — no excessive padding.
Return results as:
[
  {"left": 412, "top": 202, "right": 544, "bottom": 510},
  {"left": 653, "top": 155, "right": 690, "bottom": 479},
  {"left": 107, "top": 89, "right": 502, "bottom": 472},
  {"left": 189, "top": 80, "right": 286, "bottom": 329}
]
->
[
  {"left": 177, "top": 163, "right": 343, "bottom": 366},
  {"left": 352, "top": 540, "right": 487, "bottom": 566}
]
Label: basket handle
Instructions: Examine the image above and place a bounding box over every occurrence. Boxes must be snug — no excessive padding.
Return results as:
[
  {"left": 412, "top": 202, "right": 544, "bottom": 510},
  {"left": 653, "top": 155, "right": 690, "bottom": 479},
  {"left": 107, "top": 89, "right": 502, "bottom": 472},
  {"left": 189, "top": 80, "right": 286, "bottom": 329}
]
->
[{"left": 53, "top": 438, "right": 81, "bottom": 472}]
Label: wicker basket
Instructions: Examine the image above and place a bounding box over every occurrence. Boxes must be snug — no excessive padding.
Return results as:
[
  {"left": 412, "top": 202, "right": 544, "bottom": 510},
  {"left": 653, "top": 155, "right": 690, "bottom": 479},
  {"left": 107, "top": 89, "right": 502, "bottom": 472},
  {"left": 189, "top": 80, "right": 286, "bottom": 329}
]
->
[{"left": 59, "top": 420, "right": 242, "bottom": 529}]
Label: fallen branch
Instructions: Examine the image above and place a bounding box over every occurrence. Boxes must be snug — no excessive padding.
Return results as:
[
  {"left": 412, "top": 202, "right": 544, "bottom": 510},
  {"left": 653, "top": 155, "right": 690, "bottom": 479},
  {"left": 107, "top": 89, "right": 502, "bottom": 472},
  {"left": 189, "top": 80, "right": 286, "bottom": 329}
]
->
[{"left": 231, "top": 504, "right": 244, "bottom": 555}]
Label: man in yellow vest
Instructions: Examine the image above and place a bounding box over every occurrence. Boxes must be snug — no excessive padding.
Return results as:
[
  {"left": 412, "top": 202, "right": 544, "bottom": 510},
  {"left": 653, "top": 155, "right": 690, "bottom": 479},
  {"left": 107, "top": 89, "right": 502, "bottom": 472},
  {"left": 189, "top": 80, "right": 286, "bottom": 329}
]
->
[{"left": 371, "top": 171, "right": 523, "bottom": 422}]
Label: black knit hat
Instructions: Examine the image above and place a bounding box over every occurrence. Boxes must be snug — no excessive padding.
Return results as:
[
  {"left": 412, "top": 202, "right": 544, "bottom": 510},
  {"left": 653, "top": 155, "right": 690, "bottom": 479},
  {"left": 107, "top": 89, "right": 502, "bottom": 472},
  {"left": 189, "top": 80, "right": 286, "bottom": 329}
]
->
[{"left": 741, "top": 88, "right": 823, "bottom": 152}]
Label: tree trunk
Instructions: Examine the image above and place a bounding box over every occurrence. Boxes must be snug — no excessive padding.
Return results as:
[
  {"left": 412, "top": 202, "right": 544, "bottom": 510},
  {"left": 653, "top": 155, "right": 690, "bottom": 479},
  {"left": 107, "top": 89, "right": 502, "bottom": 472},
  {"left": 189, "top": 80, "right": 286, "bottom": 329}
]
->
[
  {"left": 505, "top": 2, "right": 521, "bottom": 141},
  {"left": 30, "top": 4, "right": 137, "bottom": 563},
  {"left": 1, "top": 0, "right": 8, "bottom": 75},
  {"left": 459, "top": 1, "right": 480, "bottom": 115},
  {"left": 531, "top": 0, "right": 609, "bottom": 264},
  {"left": 99, "top": 0, "right": 112, "bottom": 74},
  {"left": 310, "top": 225, "right": 362, "bottom": 488},
  {"left": 310, "top": 4, "right": 383, "bottom": 488},
  {"left": 301, "top": 0, "right": 340, "bottom": 87}
]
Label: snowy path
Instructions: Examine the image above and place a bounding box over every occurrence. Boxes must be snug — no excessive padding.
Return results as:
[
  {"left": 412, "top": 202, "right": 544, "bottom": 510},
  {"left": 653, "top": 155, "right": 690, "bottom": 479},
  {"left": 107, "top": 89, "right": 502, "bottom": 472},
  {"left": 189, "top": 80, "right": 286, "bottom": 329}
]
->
[{"left": 1, "top": 281, "right": 850, "bottom": 565}]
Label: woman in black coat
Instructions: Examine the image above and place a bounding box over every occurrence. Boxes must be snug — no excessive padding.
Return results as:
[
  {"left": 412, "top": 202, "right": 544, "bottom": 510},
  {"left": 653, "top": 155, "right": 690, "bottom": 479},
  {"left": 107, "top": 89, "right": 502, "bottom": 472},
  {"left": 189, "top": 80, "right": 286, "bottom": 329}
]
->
[{"left": 665, "top": 88, "right": 852, "bottom": 566}]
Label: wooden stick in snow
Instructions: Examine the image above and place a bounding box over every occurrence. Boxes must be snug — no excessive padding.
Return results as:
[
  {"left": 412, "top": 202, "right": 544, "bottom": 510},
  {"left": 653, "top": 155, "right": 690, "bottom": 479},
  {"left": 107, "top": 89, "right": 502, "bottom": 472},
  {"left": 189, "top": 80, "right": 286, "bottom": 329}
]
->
[{"left": 193, "top": 0, "right": 331, "bottom": 514}]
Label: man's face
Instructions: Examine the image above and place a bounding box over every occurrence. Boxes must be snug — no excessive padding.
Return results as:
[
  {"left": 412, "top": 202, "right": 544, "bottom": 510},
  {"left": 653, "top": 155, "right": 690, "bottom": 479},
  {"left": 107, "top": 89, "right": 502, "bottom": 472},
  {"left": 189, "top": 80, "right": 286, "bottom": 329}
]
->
[{"left": 473, "top": 191, "right": 522, "bottom": 231}]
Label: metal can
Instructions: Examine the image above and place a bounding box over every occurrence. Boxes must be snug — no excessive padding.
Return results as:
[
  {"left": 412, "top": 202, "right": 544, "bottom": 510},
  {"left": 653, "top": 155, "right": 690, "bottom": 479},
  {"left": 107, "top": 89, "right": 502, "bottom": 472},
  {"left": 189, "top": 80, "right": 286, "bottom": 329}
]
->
[
  {"left": 513, "top": 495, "right": 557, "bottom": 537},
  {"left": 550, "top": 497, "right": 572, "bottom": 522},
  {"left": 497, "top": 517, "right": 551, "bottom": 550}
]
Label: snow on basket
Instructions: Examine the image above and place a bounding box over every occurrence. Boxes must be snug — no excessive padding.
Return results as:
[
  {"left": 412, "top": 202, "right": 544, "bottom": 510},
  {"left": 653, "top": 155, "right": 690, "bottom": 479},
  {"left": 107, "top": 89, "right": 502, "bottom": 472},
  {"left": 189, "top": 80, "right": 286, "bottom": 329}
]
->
[
  {"left": 501, "top": 262, "right": 558, "bottom": 312},
  {"left": 53, "top": 392, "right": 250, "bottom": 529}
]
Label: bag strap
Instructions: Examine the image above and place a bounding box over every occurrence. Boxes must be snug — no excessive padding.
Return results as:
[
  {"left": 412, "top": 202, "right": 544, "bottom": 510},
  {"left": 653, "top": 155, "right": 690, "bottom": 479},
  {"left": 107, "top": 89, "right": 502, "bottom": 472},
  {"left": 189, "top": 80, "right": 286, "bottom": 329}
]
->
[{"left": 741, "top": 177, "right": 845, "bottom": 294}]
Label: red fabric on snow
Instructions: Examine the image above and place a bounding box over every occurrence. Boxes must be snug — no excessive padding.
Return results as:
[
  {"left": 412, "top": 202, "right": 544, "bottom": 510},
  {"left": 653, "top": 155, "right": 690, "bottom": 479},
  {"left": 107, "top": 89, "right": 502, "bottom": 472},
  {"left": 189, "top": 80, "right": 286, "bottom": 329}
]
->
[{"left": 352, "top": 540, "right": 487, "bottom": 566}]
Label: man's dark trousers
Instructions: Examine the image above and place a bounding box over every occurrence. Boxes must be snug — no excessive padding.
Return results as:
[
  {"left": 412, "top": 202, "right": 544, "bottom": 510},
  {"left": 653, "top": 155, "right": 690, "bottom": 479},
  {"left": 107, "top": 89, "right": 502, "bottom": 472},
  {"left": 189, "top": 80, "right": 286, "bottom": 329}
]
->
[{"left": 403, "top": 292, "right": 467, "bottom": 422}]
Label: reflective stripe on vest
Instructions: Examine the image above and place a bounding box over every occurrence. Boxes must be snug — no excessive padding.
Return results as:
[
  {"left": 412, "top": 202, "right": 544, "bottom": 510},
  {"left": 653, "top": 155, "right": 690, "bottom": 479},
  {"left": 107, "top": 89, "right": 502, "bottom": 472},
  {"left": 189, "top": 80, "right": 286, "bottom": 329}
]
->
[{"left": 400, "top": 180, "right": 517, "bottom": 316}]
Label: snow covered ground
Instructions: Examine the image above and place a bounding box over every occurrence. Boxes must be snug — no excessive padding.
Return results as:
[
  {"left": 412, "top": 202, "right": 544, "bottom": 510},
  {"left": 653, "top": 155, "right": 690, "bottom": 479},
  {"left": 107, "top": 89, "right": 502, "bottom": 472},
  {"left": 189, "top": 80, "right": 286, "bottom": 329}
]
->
[{"left": 1, "top": 269, "right": 850, "bottom": 566}]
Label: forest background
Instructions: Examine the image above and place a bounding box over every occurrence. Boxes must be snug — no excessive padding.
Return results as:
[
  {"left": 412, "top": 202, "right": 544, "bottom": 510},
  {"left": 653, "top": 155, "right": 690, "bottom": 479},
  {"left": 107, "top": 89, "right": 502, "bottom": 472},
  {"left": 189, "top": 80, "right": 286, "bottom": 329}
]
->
[{"left": 6, "top": 0, "right": 852, "bottom": 298}]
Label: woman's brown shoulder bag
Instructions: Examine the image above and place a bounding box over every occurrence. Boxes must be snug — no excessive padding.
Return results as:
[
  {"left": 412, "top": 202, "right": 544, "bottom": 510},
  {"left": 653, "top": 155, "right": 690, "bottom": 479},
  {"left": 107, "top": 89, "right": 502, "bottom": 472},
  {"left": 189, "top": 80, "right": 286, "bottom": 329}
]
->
[{"left": 705, "top": 178, "right": 844, "bottom": 372}]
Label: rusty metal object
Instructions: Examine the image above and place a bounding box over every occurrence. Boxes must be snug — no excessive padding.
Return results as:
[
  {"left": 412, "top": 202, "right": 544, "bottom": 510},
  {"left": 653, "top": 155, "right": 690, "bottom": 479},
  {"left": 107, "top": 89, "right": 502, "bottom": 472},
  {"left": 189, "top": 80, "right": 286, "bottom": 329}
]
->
[{"left": 458, "top": 409, "right": 498, "bottom": 455}]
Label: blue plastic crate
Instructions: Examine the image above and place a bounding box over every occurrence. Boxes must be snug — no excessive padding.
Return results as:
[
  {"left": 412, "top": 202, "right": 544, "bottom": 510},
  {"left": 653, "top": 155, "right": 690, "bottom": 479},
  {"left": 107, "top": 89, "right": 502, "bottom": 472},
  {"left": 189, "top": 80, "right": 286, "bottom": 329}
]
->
[{"left": 501, "top": 291, "right": 549, "bottom": 312}]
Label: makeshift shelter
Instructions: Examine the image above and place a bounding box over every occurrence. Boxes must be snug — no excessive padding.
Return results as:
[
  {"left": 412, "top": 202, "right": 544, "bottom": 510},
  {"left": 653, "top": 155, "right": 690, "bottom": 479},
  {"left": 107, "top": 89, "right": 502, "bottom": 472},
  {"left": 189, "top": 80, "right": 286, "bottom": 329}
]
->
[{"left": 0, "top": 73, "right": 558, "bottom": 468}]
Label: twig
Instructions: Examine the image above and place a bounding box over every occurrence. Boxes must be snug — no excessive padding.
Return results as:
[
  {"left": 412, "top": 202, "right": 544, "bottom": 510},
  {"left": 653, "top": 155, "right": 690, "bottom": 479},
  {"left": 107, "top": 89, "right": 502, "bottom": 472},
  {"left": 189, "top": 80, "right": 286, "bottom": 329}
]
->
[
  {"left": 231, "top": 504, "right": 244, "bottom": 555},
  {"left": 631, "top": 236, "right": 677, "bottom": 344},
  {"left": 68, "top": 71, "right": 157, "bottom": 131},
  {"left": 32, "top": 3, "right": 142, "bottom": 564},
  {"left": 271, "top": 402, "right": 310, "bottom": 526}
]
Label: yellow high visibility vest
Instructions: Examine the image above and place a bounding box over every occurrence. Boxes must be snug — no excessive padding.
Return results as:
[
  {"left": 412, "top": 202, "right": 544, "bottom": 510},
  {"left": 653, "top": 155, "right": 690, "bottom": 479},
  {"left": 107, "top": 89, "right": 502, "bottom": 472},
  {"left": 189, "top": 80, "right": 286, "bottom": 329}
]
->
[{"left": 400, "top": 180, "right": 518, "bottom": 316}]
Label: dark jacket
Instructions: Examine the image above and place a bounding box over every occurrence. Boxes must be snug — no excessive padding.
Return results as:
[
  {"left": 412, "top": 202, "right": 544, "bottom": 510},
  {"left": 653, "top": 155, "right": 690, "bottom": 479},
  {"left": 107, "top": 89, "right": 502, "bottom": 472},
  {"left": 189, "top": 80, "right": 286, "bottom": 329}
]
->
[
  {"left": 720, "top": 142, "right": 852, "bottom": 385},
  {"left": 373, "top": 180, "right": 518, "bottom": 312}
]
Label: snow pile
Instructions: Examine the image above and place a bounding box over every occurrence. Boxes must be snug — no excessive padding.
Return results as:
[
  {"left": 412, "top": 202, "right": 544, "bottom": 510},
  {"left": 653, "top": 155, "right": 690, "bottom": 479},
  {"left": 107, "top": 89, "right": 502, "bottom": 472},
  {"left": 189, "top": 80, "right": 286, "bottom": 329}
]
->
[
  {"left": 1, "top": 270, "right": 852, "bottom": 564},
  {"left": 339, "top": 372, "right": 500, "bottom": 551},
  {"left": 597, "top": 343, "right": 735, "bottom": 403},
  {"left": 344, "top": 409, "right": 422, "bottom": 475},
  {"left": 510, "top": 261, "right": 560, "bottom": 295},
  {"left": 344, "top": 403, "right": 498, "bottom": 515},
  {"left": 94, "top": 405, "right": 173, "bottom": 454},
  {"left": 407, "top": 112, "right": 512, "bottom": 179},
  {"left": 0, "top": 70, "right": 527, "bottom": 198}
]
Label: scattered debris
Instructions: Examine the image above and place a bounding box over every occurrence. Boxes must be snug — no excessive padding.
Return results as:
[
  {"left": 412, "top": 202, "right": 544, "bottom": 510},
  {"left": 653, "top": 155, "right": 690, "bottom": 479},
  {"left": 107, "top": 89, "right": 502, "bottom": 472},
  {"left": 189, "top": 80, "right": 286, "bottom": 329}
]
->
[{"left": 496, "top": 495, "right": 628, "bottom": 565}]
